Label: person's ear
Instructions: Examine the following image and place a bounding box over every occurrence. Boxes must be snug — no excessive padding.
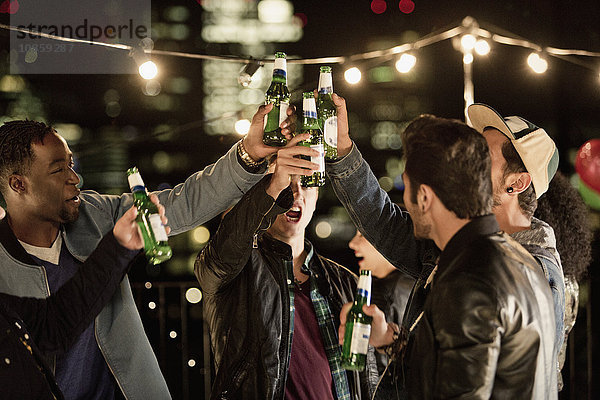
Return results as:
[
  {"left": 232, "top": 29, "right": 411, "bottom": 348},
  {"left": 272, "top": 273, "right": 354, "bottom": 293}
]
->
[
  {"left": 8, "top": 175, "right": 27, "bottom": 195},
  {"left": 418, "top": 184, "right": 434, "bottom": 212},
  {"left": 506, "top": 172, "right": 532, "bottom": 194}
]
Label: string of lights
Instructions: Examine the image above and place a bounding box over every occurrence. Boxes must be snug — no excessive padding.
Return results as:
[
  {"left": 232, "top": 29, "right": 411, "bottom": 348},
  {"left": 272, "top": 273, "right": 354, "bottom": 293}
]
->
[
  {"left": 2, "top": 18, "right": 600, "bottom": 69},
  {"left": 1, "top": 17, "right": 599, "bottom": 143}
]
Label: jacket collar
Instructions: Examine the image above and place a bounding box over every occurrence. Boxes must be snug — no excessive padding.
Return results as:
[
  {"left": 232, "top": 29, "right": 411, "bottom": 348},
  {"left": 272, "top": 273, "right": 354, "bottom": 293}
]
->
[
  {"left": 438, "top": 214, "right": 500, "bottom": 269},
  {"left": 259, "top": 233, "right": 332, "bottom": 297},
  {"left": 0, "top": 218, "right": 38, "bottom": 265}
]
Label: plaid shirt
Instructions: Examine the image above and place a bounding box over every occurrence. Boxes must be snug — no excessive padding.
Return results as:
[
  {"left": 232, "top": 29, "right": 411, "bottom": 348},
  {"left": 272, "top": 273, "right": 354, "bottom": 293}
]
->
[{"left": 285, "top": 242, "right": 351, "bottom": 400}]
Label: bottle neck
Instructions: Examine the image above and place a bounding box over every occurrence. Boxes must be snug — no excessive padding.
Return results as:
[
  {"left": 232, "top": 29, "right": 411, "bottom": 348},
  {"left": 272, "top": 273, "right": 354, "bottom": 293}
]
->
[
  {"left": 131, "top": 185, "right": 148, "bottom": 196},
  {"left": 318, "top": 72, "right": 333, "bottom": 94},
  {"left": 355, "top": 273, "right": 371, "bottom": 306},
  {"left": 272, "top": 69, "right": 287, "bottom": 84},
  {"left": 302, "top": 115, "right": 320, "bottom": 130}
]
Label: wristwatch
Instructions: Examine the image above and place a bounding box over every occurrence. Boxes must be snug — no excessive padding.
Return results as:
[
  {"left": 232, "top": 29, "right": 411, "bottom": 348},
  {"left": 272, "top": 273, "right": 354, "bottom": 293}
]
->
[{"left": 237, "top": 138, "right": 266, "bottom": 171}]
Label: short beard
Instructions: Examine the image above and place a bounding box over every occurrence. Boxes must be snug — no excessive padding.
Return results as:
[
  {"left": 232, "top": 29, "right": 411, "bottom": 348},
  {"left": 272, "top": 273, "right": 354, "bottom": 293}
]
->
[
  {"left": 59, "top": 208, "right": 79, "bottom": 224},
  {"left": 411, "top": 206, "right": 432, "bottom": 240}
]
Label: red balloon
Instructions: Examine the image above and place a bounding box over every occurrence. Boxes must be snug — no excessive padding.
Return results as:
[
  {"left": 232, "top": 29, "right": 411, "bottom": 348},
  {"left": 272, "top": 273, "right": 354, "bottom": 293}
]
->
[{"left": 575, "top": 139, "right": 600, "bottom": 193}]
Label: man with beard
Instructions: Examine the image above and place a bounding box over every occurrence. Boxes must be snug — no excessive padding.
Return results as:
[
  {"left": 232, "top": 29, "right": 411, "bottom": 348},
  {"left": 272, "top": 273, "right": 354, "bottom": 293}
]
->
[
  {"left": 338, "top": 115, "right": 557, "bottom": 398},
  {"left": 195, "top": 137, "right": 377, "bottom": 399},
  {"left": 0, "top": 103, "right": 296, "bottom": 400},
  {"left": 325, "top": 95, "right": 563, "bottom": 392}
]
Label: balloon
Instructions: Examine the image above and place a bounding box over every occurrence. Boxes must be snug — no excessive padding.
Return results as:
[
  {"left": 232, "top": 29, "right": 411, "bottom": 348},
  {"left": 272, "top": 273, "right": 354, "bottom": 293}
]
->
[
  {"left": 575, "top": 139, "right": 600, "bottom": 193},
  {"left": 578, "top": 177, "right": 600, "bottom": 210}
]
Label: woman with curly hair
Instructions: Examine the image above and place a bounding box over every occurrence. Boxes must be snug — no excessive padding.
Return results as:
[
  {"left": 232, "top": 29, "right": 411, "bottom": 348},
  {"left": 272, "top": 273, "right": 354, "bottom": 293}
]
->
[{"left": 535, "top": 170, "right": 594, "bottom": 390}]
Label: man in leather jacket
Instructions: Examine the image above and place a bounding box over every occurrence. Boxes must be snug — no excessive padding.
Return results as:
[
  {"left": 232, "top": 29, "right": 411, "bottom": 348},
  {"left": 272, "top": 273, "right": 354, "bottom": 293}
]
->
[
  {"left": 339, "top": 116, "right": 557, "bottom": 399},
  {"left": 195, "top": 136, "right": 378, "bottom": 400}
]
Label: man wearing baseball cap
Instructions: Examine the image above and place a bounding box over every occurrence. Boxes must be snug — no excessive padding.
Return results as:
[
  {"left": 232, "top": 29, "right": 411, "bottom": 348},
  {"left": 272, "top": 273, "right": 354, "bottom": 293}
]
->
[{"left": 467, "top": 103, "right": 565, "bottom": 384}]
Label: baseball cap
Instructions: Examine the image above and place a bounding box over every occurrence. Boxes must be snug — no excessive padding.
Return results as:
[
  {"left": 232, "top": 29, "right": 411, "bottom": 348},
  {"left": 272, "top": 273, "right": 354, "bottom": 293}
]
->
[{"left": 467, "top": 103, "right": 559, "bottom": 198}]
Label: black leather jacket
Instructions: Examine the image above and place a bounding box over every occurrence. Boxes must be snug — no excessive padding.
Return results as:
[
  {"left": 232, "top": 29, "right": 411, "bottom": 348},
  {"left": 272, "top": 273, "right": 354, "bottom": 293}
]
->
[
  {"left": 405, "top": 216, "right": 558, "bottom": 399},
  {"left": 195, "top": 176, "right": 378, "bottom": 400}
]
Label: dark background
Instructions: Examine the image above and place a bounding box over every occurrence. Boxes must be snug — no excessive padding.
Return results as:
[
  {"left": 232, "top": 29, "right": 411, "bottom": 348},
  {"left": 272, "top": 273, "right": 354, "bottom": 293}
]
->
[{"left": 1, "top": 0, "right": 599, "bottom": 398}]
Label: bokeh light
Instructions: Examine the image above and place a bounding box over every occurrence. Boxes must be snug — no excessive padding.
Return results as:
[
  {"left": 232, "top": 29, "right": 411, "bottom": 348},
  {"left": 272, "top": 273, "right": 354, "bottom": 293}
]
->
[
  {"left": 463, "top": 53, "right": 474, "bottom": 64},
  {"left": 315, "top": 221, "right": 332, "bottom": 238},
  {"left": 527, "top": 52, "right": 548, "bottom": 74},
  {"left": 139, "top": 60, "right": 158, "bottom": 80},
  {"left": 344, "top": 67, "right": 362, "bottom": 84},
  {"left": 395, "top": 53, "right": 417, "bottom": 73},
  {"left": 371, "top": 0, "right": 386, "bottom": 14},
  {"left": 460, "top": 34, "right": 476, "bottom": 51},
  {"left": 235, "top": 119, "right": 251, "bottom": 135},
  {"left": 474, "top": 39, "right": 490, "bottom": 56},
  {"left": 186, "top": 288, "right": 203, "bottom": 304},
  {"left": 398, "top": 0, "right": 415, "bottom": 14}
]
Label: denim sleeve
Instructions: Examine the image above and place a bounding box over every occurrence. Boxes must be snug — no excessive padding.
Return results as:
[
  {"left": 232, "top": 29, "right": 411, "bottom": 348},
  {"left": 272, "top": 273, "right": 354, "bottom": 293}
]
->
[
  {"left": 540, "top": 257, "right": 566, "bottom": 359},
  {"left": 326, "top": 143, "right": 436, "bottom": 279}
]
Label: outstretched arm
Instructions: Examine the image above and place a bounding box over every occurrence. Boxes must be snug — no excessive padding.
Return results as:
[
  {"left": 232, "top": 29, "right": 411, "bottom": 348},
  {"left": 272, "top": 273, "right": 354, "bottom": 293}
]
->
[
  {"left": 195, "top": 135, "right": 319, "bottom": 294},
  {"left": 0, "top": 195, "right": 168, "bottom": 354},
  {"left": 327, "top": 94, "right": 437, "bottom": 278}
]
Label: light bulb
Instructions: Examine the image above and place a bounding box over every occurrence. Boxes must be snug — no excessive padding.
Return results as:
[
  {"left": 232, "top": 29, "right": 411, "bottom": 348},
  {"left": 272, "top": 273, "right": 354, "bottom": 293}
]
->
[
  {"left": 139, "top": 60, "right": 158, "bottom": 80},
  {"left": 527, "top": 53, "right": 548, "bottom": 74},
  {"left": 344, "top": 67, "right": 362, "bottom": 84},
  {"left": 395, "top": 53, "right": 416, "bottom": 73},
  {"left": 460, "top": 34, "right": 476, "bottom": 51},
  {"left": 474, "top": 39, "right": 490, "bottom": 56}
]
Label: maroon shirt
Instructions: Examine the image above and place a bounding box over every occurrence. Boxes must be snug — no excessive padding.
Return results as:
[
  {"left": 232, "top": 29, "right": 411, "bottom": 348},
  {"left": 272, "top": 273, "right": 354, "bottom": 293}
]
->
[{"left": 285, "top": 280, "right": 334, "bottom": 400}]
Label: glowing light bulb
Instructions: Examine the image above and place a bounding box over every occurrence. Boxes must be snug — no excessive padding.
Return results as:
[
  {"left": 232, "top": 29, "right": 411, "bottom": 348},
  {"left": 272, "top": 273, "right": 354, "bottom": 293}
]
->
[
  {"left": 474, "top": 39, "right": 490, "bottom": 56},
  {"left": 344, "top": 67, "right": 362, "bottom": 84},
  {"left": 395, "top": 53, "right": 416, "bottom": 73},
  {"left": 463, "top": 53, "right": 474, "bottom": 65},
  {"left": 234, "top": 119, "right": 251, "bottom": 135},
  {"left": 139, "top": 60, "right": 158, "bottom": 80},
  {"left": 527, "top": 53, "right": 548, "bottom": 74},
  {"left": 460, "top": 34, "right": 477, "bottom": 51}
]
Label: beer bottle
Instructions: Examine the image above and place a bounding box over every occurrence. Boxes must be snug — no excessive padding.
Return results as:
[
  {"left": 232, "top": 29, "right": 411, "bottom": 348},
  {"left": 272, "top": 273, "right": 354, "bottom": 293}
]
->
[
  {"left": 127, "top": 167, "right": 172, "bottom": 265},
  {"left": 317, "top": 66, "right": 338, "bottom": 160},
  {"left": 263, "top": 52, "right": 291, "bottom": 147},
  {"left": 341, "top": 269, "right": 372, "bottom": 371},
  {"left": 299, "top": 92, "right": 325, "bottom": 187}
]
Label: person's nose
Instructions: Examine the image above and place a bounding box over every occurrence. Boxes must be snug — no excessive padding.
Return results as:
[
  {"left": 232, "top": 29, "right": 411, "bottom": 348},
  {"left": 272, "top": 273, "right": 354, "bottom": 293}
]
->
[{"left": 67, "top": 167, "right": 80, "bottom": 186}]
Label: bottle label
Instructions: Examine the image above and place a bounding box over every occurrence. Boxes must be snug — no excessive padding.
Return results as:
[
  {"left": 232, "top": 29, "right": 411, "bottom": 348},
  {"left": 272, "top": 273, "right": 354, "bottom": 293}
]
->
[
  {"left": 310, "top": 144, "right": 325, "bottom": 173},
  {"left": 349, "top": 322, "right": 371, "bottom": 355},
  {"left": 303, "top": 97, "right": 317, "bottom": 119},
  {"left": 324, "top": 116, "right": 338, "bottom": 147},
  {"left": 149, "top": 214, "right": 168, "bottom": 242},
  {"left": 273, "top": 57, "right": 287, "bottom": 74},
  {"left": 127, "top": 173, "right": 144, "bottom": 190},
  {"left": 279, "top": 101, "right": 289, "bottom": 125},
  {"left": 318, "top": 73, "right": 333, "bottom": 93}
]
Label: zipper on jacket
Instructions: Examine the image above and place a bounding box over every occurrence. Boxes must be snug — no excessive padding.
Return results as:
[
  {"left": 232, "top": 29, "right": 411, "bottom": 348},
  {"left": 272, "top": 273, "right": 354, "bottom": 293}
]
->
[
  {"left": 94, "top": 320, "right": 129, "bottom": 400},
  {"left": 253, "top": 202, "right": 277, "bottom": 248},
  {"left": 40, "top": 266, "right": 58, "bottom": 374}
]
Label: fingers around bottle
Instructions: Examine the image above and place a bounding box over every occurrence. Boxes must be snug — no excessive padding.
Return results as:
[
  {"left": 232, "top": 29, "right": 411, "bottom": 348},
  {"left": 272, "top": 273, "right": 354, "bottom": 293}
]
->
[
  {"left": 252, "top": 103, "right": 273, "bottom": 124},
  {"left": 284, "top": 132, "right": 311, "bottom": 147}
]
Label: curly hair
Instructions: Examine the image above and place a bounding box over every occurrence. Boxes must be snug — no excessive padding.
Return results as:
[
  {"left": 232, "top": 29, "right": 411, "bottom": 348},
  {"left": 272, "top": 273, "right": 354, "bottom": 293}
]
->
[
  {"left": 534, "top": 171, "right": 593, "bottom": 281},
  {"left": 0, "top": 120, "right": 54, "bottom": 196}
]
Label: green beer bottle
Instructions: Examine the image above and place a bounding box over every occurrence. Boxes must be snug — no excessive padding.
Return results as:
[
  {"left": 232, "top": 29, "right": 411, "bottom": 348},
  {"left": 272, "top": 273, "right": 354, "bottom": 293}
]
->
[
  {"left": 300, "top": 92, "right": 325, "bottom": 187},
  {"left": 317, "top": 66, "right": 338, "bottom": 161},
  {"left": 341, "top": 269, "right": 372, "bottom": 371},
  {"left": 127, "top": 167, "right": 172, "bottom": 265},
  {"left": 263, "top": 52, "right": 291, "bottom": 147}
]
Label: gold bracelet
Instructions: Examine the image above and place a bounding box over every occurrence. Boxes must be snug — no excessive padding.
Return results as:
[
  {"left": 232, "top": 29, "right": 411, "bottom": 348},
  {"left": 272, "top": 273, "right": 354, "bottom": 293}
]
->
[{"left": 237, "top": 139, "right": 264, "bottom": 168}]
